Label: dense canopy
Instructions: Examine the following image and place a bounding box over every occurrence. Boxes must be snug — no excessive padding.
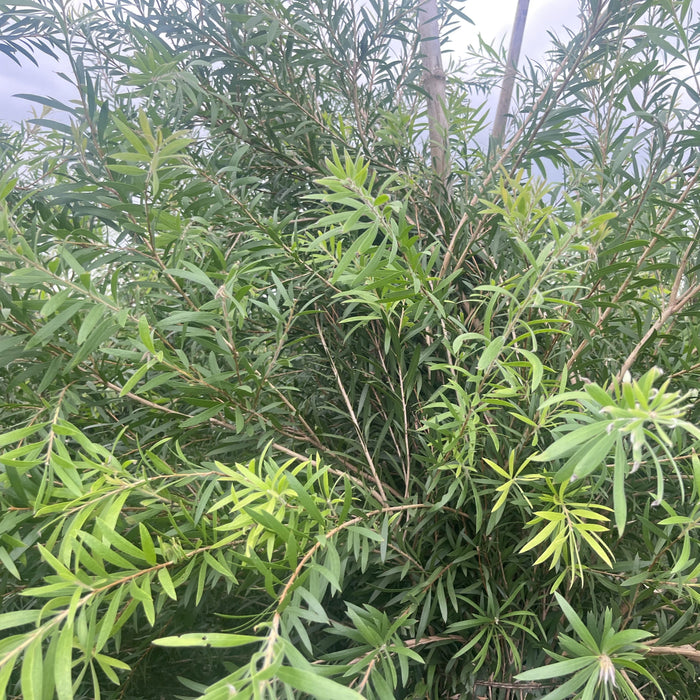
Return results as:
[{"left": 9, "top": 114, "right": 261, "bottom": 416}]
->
[{"left": 1, "top": 1, "right": 700, "bottom": 698}]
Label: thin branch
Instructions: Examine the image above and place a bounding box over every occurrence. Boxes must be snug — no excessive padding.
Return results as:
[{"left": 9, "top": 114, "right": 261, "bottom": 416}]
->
[
  {"left": 315, "top": 314, "right": 388, "bottom": 504},
  {"left": 569, "top": 165, "right": 700, "bottom": 372},
  {"left": 619, "top": 669, "right": 645, "bottom": 700},
  {"left": 617, "top": 282, "right": 700, "bottom": 380}
]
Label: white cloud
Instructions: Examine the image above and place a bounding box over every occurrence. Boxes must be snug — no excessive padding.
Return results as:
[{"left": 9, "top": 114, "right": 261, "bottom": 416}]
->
[
  {"left": 453, "top": 0, "right": 581, "bottom": 62},
  {"left": 0, "top": 54, "right": 78, "bottom": 124}
]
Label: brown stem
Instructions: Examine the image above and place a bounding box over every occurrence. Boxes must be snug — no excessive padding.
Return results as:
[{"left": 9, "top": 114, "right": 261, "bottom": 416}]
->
[
  {"left": 619, "top": 669, "right": 645, "bottom": 700},
  {"left": 644, "top": 641, "right": 700, "bottom": 662},
  {"left": 617, "top": 282, "right": 700, "bottom": 380}
]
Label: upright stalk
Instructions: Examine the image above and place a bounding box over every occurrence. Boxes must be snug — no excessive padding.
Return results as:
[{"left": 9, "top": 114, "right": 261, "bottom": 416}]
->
[
  {"left": 417, "top": 0, "right": 449, "bottom": 187},
  {"left": 492, "top": 0, "right": 530, "bottom": 144}
]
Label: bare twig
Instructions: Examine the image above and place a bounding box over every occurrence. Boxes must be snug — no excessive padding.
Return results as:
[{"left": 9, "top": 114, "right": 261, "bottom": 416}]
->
[
  {"left": 645, "top": 641, "right": 700, "bottom": 662},
  {"left": 620, "top": 668, "right": 645, "bottom": 699},
  {"left": 315, "top": 314, "right": 388, "bottom": 504}
]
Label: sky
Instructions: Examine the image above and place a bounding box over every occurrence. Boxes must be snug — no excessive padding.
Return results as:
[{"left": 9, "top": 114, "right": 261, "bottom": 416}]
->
[
  {"left": 453, "top": 0, "right": 579, "bottom": 63},
  {"left": 0, "top": 0, "right": 581, "bottom": 125}
]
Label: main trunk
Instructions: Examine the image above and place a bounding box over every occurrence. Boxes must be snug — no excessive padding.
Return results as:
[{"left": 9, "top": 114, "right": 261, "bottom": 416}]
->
[{"left": 417, "top": 0, "right": 449, "bottom": 186}]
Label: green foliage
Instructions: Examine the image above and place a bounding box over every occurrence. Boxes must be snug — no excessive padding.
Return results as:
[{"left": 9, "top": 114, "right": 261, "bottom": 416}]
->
[
  {"left": 2, "top": 0, "right": 700, "bottom": 698},
  {"left": 516, "top": 593, "right": 659, "bottom": 700}
]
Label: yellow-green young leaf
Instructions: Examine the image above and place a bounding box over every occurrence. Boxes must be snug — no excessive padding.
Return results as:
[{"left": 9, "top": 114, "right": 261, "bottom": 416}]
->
[
  {"left": 138, "top": 316, "right": 155, "bottom": 352},
  {"left": 76, "top": 305, "right": 105, "bottom": 345},
  {"left": 533, "top": 510, "right": 566, "bottom": 522},
  {"left": 569, "top": 508, "right": 610, "bottom": 522},
  {"left": 54, "top": 624, "right": 74, "bottom": 700},
  {"left": 659, "top": 515, "right": 692, "bottom": 526},
  {"left": 519, "top": 519, "right": 561, "bottom": 554},
  {"left": 0, "top": 610, "right": 41, "bottom": 632},
  {"left": 139, "top": 523, "right": 157, "bottom": 566},
  {"left": 95, "top": 588, "right": 124, "bottom": 653},
  {"left": 0, "top": 422, "right": 49, "bottom": 449},
  {"left": 533, "top": 531, "right": 566, "bottom": 567},
  {"left": 276, "top": 666, "right": 365, "bottom": 700},
  {"left": 671, "top": 535, "right": 691, "bottom": 574},
  {"left": 0, "top": 653, "right": 18, "bottom": 699},
  {"left": 152, "top": 633, "right": 262, "bottom": 648},
  {"left": 478, "top": 336, "right": 505, "bottom": 372},
  {"left": 21, "top": 638, "right": 43, "bottom": 700},
  {"left": 509, "top": 411, "right": 538, "bottom": 427},
  {"left": 119, "top": 359, "right": 153, "bottom": 396},
  {"left": 492, "top": 486, "right": 510, "bottom": 513},
  {"left": 613, "top": 437, "right": 627, "bottom": 537},
  {"left": 484, "top": 458, "right": 510, "bottom": 479},
  {"left": 577, "top": 529, "right": 614, "bottom": 568},
  {"left": 140, "top": 577, "right": 155, "bottom": 626},
  {"left": 0, "top": 547, "right": 20, "bottom": 579},
  {"left": 94, "top": 653, "right": 130, "bottom": 684},
  {"left": 157, "top": 567, "right": 177, "bottom": 601}
]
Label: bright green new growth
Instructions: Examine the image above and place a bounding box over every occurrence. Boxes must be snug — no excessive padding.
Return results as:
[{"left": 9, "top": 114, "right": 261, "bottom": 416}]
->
[{"left": 1, "top": 0, "right": 700, "bottom": 698}]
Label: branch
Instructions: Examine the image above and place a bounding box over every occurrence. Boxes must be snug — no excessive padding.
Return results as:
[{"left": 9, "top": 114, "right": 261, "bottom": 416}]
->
[
  {"left": 315, "top": 314, "right": 388, "bottom": 504},
  {"left": 645, "top": 641, "right": 700, "bottom": 662}
]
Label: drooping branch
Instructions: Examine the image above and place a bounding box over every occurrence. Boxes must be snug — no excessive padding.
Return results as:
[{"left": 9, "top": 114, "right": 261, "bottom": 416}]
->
[
  {"left": 491, "top": 0, "right": 530, "bottom": 144},
  {"left": 417, "top": 0, "right": 449, "bottom": 185}
]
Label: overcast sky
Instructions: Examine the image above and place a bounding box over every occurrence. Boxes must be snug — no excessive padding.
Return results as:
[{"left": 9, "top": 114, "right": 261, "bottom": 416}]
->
[{"left": 0, "top": 0, "right": 581, "bottom": 125}]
